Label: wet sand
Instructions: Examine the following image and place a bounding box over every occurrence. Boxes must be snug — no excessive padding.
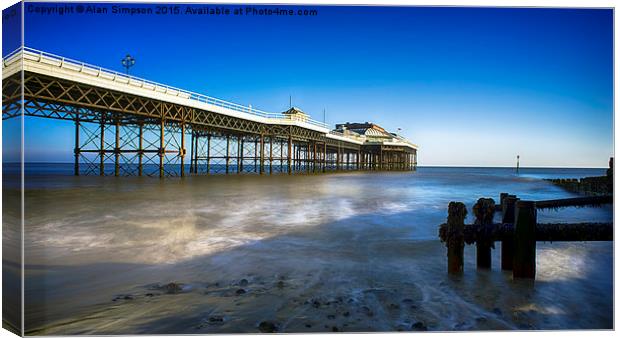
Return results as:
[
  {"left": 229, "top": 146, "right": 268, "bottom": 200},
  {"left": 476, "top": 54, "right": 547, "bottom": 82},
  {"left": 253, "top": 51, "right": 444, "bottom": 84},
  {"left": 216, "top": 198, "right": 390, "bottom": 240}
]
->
[{"left": 18, "top": 168, "right": 613, "bottom": 333}]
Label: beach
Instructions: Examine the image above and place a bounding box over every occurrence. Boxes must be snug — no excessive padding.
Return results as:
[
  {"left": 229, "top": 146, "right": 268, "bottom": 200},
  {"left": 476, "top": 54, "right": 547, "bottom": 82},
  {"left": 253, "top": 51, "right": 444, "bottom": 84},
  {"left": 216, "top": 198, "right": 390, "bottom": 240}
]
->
[{"left": 15, "top": 166, "right": 613, "bottom": 333}]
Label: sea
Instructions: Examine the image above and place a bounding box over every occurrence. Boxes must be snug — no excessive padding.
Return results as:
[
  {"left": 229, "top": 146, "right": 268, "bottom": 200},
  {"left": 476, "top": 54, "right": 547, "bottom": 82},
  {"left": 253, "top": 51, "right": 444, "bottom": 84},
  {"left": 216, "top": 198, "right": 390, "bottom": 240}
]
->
[{"left": 3, "top": 164, "right": 613, "bottom": 333}]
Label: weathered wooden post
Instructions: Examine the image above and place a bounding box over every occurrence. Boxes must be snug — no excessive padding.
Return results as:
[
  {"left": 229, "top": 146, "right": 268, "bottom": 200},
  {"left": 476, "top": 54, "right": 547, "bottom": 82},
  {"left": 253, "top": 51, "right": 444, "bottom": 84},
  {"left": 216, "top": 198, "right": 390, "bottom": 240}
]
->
[
  {"left": 473, "top": 198, "right": 495, "bottom": 269},
  {"left": 501, "top": 195, "right": 518, "bottom": 270},
  {"left": 443, "top": 202, "right": 467, "bottom": 274},
  {"left": 513, "top": 200, "right": 537, "bottom": 279}
]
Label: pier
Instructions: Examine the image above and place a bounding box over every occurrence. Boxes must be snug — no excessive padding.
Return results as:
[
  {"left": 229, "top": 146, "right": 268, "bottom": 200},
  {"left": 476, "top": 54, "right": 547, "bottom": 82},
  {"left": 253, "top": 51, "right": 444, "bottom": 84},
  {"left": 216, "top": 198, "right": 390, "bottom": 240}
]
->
[{"left": 2, "top": 47, "right": 418, "bottom": 177}]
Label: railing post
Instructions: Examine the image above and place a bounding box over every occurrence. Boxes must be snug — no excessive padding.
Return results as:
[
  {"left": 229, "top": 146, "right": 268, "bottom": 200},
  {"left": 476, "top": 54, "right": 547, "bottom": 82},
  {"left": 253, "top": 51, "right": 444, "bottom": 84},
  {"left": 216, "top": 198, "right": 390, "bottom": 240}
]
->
[
  {"left": 473, "top": 198, "right": 495, "bottom": 269},
  {"left": 513, "top": 200, "right": 537, "bottom": 279},
  {"left": 501, "top": 195, "right": 518, "bottom": 270},
  {"left": 446, "top": 202, "right": 467, "bottom": 274}
]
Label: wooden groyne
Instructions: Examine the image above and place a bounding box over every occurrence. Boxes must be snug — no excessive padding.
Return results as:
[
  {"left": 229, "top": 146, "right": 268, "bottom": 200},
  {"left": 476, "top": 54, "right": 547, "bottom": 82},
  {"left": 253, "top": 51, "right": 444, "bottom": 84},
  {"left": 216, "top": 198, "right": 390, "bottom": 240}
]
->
[
  {"left": 545, "top": 157, "right": 613, "bottom": 195},
  {"left": 438, "top": 193, "right": 613, "bottom": 279}
]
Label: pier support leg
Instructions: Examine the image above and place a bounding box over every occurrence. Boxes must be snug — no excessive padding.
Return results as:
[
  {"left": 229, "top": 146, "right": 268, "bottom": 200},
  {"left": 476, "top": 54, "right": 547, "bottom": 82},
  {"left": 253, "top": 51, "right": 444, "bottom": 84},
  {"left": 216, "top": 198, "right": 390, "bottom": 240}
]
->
[
  {"left": 240, "top": 138, "right": 244, "bottom": 173},
  {"left": 323, "top": 143, "right": 327, "bottom": 173},
  {"left": 446, "top": 202, "right": 467, "bottom": 274},
  {"left": 189, "top": 131, "right": 194, "bottom": 175},
  {"left": 74, "top": 116, "right": 80, "bottom": 176},
  {"left": 237, "top": 135, "right": 242, "bottom": 174},
  {"left": 159, "top": 119, "right": 165, "bottom": 178},
  {"left": 501, "top": 195, "right": 518, "bottom": 270},
  {"left": 337, "top": 146, "right": 341, "bottom": 171},
  {"left": 114, "top": 120, "right": 120, "bottom": 176},
  {"left": 260, "top": 134, "right": 265, "bottom": 175},
  {"left": 226, "top": 135, "right": 230, "bottom": 174},
  {"left": 138, "top": 124, "right": 144, "bottom": 176},
  {"left": 269, "top": 136, "right": 273, "bottom": 174},
  {"left": 473, "top": 198, "right": 495, "bottom": 269},
  {"left": 287, "top": 135, "right": 292, "bottom": 175},
  {"left": 180, "top": 123, "right": 185, "bottom": 177},
  {"left": 513, "top": 201, "right": 537, "bottom": 279},
  {"left": 206, "top": 134, "right": 211, "bottom": 174},
  {"left": 280, "top": 140, "right": 284, "bottom": 173},
  {"left": 100, "top": 115, "right": 105, "bottom": 176}
]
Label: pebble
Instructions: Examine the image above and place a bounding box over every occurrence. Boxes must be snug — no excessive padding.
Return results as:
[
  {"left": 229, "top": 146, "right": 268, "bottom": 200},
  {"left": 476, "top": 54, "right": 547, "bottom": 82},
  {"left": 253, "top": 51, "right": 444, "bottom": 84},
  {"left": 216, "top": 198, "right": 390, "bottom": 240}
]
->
[
  {"left": 236, "top": 289, "right": 247, "bottom": 295},
  {"left": 327, "top": 314, "right": 336, "bottom": 320},
  {"left": 258, "top": 321, "right": 279, "bottom": 333},
  {"left": 208, "top": 316, "right": 224, "bottom": 324},
  {"left": 239, "top": 279, "right": 249, "bottom": 287},
  {"left": 162, "top": 282, "right": 183, "bottom": 294},
  {"left": 412, "top": 321, "right": 428, "bottom": 331}
]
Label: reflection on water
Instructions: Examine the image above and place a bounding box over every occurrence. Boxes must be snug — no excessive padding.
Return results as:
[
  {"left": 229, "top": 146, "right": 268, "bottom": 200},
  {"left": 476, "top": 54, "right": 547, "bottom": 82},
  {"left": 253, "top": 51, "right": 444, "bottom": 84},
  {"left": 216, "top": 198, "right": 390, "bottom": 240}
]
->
[{"left": 16, "top": 165, "right": 612, "bottom": 333}]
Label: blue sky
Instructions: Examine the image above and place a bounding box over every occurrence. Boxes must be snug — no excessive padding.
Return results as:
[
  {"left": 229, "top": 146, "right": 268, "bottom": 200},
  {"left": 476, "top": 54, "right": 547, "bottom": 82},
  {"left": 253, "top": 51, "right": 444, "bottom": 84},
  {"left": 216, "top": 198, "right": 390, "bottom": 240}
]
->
[{"left": 8, "top": 4, "right": 614, "bottom": 167}]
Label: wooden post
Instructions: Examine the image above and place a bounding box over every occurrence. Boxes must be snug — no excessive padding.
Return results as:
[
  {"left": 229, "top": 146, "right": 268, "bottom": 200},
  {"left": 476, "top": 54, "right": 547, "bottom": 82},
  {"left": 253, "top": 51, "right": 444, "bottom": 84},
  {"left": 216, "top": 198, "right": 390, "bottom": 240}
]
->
[
  {"left": 513, "top": 200, "right": 537, "bottom": 279},
  {"left": 446, "top": 202, "right": 467, "bottom": 274},
  {"left": 473, "top": 198, "right": 495, "bottom": 269},
  {"left": 501, "top": 195, "right": 518, "bottom": 270},
  {"left": 74, "top": 116, "right": 80, "bottom": 176}
]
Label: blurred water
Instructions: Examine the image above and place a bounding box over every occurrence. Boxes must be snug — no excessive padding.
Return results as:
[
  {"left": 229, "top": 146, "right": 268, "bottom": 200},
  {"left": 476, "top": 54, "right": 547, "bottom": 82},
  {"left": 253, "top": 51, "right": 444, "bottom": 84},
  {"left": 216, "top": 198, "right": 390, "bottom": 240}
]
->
[{"left": 13, "top": 164, "right": 612, "bottom": 333}]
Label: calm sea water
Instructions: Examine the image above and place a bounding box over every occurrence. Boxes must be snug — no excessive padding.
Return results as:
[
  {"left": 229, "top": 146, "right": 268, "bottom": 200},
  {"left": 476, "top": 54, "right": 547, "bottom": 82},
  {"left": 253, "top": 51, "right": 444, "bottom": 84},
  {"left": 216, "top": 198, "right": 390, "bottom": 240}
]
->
[{"left": 7, "top": 164, "right": 613, "bottom": 333}]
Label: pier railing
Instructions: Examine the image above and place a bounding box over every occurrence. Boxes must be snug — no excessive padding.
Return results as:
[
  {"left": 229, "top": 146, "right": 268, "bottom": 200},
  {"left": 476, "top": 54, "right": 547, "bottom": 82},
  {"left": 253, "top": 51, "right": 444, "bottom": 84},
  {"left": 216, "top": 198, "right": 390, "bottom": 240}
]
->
[
  {"left": 4, "top": 47, "right": 333, "bottom": 129},
  {"left": 438, "top": 193, "right": 613, "bottom": 279}
]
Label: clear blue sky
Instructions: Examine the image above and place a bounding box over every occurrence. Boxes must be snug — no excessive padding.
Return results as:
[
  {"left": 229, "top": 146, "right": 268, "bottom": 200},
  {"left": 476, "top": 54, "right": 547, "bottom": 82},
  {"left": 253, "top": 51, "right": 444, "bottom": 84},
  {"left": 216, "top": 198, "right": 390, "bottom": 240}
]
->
[{"left": 8, "top": 4, "right": 614, "bottom": 167}]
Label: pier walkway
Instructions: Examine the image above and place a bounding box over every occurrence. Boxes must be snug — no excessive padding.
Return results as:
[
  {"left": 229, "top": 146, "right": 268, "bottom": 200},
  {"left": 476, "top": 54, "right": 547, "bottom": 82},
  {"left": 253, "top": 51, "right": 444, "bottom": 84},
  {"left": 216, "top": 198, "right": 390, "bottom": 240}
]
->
[{"left": 2, "top": 47, "right": 417, "bottom": 177}]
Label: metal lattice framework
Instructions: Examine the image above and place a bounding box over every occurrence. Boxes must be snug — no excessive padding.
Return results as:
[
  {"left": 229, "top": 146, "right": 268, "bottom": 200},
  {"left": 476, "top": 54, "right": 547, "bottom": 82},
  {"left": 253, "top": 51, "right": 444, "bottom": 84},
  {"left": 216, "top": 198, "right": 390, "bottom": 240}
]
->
[{"left": 3, "top": 71, "right": 418, "bottom": 177}]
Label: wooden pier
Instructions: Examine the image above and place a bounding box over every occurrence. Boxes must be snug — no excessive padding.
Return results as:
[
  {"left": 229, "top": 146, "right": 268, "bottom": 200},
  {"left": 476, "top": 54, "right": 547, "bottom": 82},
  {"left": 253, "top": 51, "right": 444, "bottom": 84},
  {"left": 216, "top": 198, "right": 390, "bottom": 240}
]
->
[
  {"left": 2, "top": 47, "right": 418, "bottom": 177},
  {"left": 438, "top": 193, "right": 613, "bottom": 279}
]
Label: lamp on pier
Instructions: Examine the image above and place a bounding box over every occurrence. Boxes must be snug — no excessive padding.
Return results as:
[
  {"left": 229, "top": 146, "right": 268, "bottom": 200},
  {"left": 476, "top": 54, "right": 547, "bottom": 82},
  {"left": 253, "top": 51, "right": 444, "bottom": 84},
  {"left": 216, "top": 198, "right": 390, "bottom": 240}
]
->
[{"left": 121, "top": 54, "right": 135, "bottom": 75}]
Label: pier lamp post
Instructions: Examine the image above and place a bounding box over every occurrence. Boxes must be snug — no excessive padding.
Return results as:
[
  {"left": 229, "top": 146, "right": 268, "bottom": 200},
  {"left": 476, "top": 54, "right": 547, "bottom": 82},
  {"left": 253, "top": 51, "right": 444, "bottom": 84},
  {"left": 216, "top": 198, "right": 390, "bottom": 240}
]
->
[{"left": 121, "top": 54, "right": 135, "bottom": 75}]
